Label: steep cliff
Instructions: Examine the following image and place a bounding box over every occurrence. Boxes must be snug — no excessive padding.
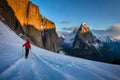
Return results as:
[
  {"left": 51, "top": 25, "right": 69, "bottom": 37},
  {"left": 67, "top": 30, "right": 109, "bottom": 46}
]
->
[
  {"left": 24, "top": 2, "right": 43, "bottom": 47},
  {"left": 0, "top": 0, "right": 24, "bottom": 35},
  {"left": 78, "top": 22, "right": 94, "bottom": 44},
  {"left": 0, "top": 0, "right": 61, "bottom": 52},
  {"left": 7, "top": 0, "right": 28, "bottom": 28},
  {"left": 27, "top": 2, "right": 42, "bottom": 30}
]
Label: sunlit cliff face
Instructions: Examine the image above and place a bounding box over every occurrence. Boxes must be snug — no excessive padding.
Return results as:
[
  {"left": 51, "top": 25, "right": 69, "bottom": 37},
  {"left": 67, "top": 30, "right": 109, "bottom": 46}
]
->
[
  {"left": 7, "top": 0, "right": 28, "bottom": 28},
  {"left": 80, "top": 22, "right": 91, "bottom": 34},
  {"left": 43, "top": 18, "right": 55, "bottom": 29},
  {"left": 7, "top": 0, "right": 55, "bottom": 31},
  {"left": 78, "top": 22, "right": 94, "bottom": 44}
]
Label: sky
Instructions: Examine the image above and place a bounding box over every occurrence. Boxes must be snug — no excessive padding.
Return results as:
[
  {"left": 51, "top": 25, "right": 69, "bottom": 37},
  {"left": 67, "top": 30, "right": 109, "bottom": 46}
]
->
[{"left": 30, "top": 0, "right": 120, "bottom": 31}]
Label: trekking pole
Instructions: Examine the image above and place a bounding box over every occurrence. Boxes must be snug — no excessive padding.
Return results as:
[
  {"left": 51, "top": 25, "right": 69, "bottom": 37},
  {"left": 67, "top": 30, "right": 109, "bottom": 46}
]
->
[{"left": 22, "top": 47, "right": 24, "bottom": 58}]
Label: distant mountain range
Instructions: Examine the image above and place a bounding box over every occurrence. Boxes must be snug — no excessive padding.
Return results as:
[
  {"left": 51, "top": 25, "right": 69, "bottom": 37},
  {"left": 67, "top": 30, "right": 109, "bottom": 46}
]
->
[
  {"left": 58, "top": 22, "right": 120, "bottom": 64},
  {"left": 92, "top": 30, "right": 120, "bottom": 58}
]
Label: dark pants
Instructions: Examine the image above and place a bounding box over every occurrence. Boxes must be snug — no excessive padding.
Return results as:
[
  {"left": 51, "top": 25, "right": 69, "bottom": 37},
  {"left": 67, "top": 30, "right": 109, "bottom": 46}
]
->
[{"left": 25, "top": 49, "right": 29, "bottom": 59}]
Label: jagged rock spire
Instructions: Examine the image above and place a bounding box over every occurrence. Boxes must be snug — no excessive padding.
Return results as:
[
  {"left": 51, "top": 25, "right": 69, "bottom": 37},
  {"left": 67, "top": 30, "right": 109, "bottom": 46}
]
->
[
  {"left": 78, "top": 22, "right": 94, "bottom": 44},
  {"left": 78, "top": 22, "right": 90, "bottom": 34}
]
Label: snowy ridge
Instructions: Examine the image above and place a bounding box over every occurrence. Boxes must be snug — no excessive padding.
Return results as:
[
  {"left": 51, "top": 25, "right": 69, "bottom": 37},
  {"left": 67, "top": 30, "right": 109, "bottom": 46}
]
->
[
  {"left": 63, "top": 33, "right": 76, "bottom": 44},
  {"left": 0, "top": 21, "right": 120, "bottom": 80}
]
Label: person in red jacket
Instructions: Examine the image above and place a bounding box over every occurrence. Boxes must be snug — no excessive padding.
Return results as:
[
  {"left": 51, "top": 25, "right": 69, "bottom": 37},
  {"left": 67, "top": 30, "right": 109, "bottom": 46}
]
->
[{"left": 23, "top": 39, "right": 31, "bottom": 59}]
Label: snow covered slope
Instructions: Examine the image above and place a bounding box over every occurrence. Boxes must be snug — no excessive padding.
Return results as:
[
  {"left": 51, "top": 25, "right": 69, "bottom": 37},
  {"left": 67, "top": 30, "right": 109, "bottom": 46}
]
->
[{"left": 0, "top": 21, "right": 120, "bottom": 80}]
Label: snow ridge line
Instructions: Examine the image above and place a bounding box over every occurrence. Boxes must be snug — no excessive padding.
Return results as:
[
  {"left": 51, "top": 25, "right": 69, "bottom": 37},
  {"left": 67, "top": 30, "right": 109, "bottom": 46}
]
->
[
  {"left": 83, "top": 64, "right": 120, "bottom": 80},
  {"left": 69, "top": 63, "right": 106, "bottom": 80},
  {"left": 38, "top": 55, "right": 106, "bottom": 80},
  {"left": 31, "top": 60, "right": 42, "bottom": 80},
  {"left": 42, "top": 55, "right": 120, "bottom": 80},
  {"left": 28, "top": 52, "right": 42, "bottom": 80},
  {"left": 72, "top": 62, "right": 120, "bottom": 80},
  {"left": 0, "top": 58, "right": 23, "bottom": 78},
  {"left": 33, "top": 52, "right": 77, "bottom": 80}
]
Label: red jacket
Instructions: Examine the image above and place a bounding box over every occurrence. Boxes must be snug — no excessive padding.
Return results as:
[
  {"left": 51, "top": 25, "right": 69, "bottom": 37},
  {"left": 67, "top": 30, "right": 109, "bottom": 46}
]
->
[{"left": 23, "top": 40, "right": 31, "bottom": 49}]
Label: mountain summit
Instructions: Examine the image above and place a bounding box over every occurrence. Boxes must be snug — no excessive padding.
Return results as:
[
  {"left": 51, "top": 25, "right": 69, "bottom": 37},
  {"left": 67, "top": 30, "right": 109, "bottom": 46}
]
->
[
  {"left": 59, "top": 23, "right": 116, "bottom": 63},
  {"left": 78, "top": 22, "right": 94, "bottom": 44},
  {"left": 79, "top": 22, "right": 90, "bottom": 33}
]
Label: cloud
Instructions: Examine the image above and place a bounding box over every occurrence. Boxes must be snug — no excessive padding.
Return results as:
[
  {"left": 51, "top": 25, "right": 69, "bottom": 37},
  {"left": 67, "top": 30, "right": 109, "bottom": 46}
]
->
[
  {"left": 93, "top": 24, "right": 120, "bottom": 40},
  {"left": 106, "top": 24, "right": 120, "bottom": 39},
  {"left": 62, "top": 26, "right": 79, "bottom": 31},
  {"left": 60, "top": 20, "right": 72, "bottom": 24},
  {"left": 107, "top": 24, "right": 120, "bottom": 33}
]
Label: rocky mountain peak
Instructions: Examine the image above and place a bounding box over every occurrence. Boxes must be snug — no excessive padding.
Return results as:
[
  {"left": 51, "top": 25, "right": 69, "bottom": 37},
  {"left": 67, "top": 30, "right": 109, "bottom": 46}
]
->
[
  {"left": 79, "top": 22, "right": 90, "bottom": 34},
  {"left": 60, "top": 34, "right": 65, "bottom": 39},
  {"left": 81, "top": 22, "right": 87, "bottom": 25},
  {"left": 77, "top": 22, "right": 94, "bottom": 44}
]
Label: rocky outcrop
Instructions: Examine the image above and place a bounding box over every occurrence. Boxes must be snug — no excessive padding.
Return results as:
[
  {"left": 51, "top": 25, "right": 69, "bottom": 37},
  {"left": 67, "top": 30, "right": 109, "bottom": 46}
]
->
[
  {"left": 0, "top": 0, "right": 61, "bottom": 52},
  {"left": 0, "top": 0, "right": 24, "bottom": 35},
  {"left": 27, "top": 2, "right": 42, "bottom": 30},
  {"left": 7, "top": 0, "right": 28, "bottom": 28},
  {"left": 78, "top": 22, "right": 94, "bottom": 44},
  {"left": 44, "top": 29, "right": 61, "bottom": 52}
]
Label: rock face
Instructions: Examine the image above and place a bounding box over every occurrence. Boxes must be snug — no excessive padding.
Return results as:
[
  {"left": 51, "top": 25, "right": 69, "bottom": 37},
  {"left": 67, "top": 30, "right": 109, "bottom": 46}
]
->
[
  {"left": 7, "top": 0, "right": 28, "bottom": 29},
  {"left": 27, "top": 2, "right": 42, "bottom": 30},
  {"left": 0, "top": 0, "right": 24, "bottom": 35},
  {"left": 0, "top": 0, "right": 61, "bottom": 52},
  {"left": 78, "top": 22, "right": 94, "bottom": 44}
]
